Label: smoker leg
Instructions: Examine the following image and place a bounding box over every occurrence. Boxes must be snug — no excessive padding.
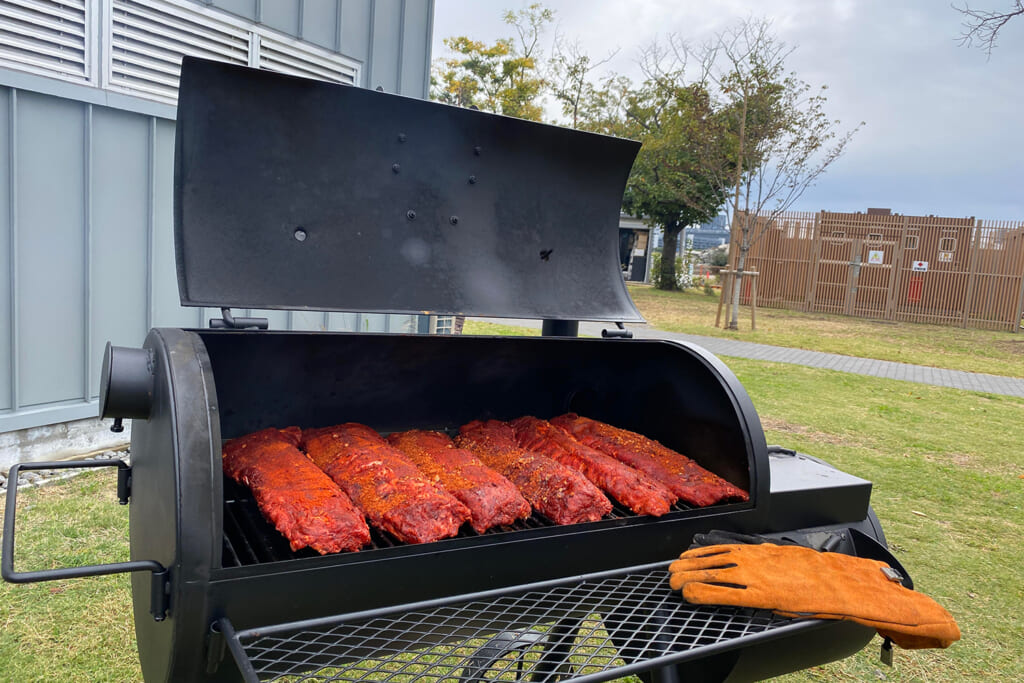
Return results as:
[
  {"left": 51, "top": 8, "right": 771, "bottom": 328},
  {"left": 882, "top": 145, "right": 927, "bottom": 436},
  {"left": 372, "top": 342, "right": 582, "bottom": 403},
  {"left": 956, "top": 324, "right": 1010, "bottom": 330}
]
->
[
  {"left": 649, "top": 664, "right": 683, "bottom": 683},
  {"left": 530, "top": 618, "right": 581, "bottom": 682},
  {"left": 459, "top": 630, "right": 548, "bottom": 683},
  {"left": 637, "top": 652, "right": 738, "bottom": 683},
  {"left": 457, "top": 617, "right": 582, "bottom": 683}
]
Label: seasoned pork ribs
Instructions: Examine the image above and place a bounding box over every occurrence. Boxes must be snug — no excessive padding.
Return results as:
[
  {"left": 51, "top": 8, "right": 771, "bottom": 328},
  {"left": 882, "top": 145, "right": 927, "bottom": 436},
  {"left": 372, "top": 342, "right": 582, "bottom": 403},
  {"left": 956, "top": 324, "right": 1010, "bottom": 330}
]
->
[
  {"left": 222, "top": 427, "right": 371, "bottom": 554},
  {"left": 302, "top": 423, "right": 471, "bottom": 544},
  {"left": 550, "top": 414, "right": 748, "bottom": 506},
  {"left": 510, "top": 416, "right": 677, "bottom": 516},
  {"left": 456, "top": 419, "right": 612, "bottom": 525},
  {"left": 386, "top": 429, "right": 531, "bottom": 533}
]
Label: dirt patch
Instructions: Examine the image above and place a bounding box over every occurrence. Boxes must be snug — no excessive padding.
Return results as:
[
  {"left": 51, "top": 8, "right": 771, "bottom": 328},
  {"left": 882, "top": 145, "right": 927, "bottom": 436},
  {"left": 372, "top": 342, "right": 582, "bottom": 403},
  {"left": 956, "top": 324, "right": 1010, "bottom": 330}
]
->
[
  {"left": 759, "top": 416, "right": 857, "bottom": 446},
  {"left": 920, "top": 451, "right": 1021, "bottom": 477},
  {"left": 992, "top": 339, "right": 1024, "bottom": 356}
]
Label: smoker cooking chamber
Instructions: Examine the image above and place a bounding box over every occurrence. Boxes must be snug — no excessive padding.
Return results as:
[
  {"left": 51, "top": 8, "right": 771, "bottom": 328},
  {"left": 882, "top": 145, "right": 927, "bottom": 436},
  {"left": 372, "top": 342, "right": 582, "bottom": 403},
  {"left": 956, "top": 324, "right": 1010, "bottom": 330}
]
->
[{"left": 208, "top": 329, "right": 761, "bottom": 569}]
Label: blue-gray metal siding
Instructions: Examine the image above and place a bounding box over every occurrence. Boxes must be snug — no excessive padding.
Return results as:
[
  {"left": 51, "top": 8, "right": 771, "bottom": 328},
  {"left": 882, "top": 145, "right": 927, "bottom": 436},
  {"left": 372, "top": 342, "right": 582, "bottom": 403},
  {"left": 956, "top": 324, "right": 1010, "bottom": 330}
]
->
[{"left": 0, "top": 0, "right": 434, "bottom": 432}]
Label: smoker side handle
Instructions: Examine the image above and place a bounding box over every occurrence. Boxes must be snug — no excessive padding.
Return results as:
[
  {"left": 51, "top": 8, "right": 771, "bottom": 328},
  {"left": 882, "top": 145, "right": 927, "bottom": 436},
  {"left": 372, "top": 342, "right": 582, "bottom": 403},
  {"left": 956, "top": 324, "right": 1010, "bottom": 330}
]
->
[{"left": 1, "top": 460, "right": 170, "bottom": 621}]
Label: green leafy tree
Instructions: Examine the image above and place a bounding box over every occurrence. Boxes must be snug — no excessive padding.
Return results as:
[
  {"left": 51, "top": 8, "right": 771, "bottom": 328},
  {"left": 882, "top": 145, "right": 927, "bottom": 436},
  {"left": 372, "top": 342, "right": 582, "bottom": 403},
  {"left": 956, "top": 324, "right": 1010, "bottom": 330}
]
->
[
  {"left": 616, "top": 44, "right": 730, "bottom": 290},
  {"left": 549, "top": 37, "right": 619, "bottom": 129},
  {"left": 430, "top": 4, "right": 553, "bottom": 121}
]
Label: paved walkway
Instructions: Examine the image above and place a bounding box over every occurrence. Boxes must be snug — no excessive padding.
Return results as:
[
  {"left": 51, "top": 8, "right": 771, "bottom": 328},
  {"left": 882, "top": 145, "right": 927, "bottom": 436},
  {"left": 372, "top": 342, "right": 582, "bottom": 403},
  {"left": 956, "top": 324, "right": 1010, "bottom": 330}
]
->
[{"left": 472, "top": 318, "right": 1024, "bottom": 398}]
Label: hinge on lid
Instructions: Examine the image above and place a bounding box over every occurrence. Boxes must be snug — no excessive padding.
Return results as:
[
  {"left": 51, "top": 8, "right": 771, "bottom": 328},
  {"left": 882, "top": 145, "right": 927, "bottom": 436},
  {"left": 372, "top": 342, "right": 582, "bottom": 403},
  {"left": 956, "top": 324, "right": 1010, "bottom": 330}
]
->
[
  {"left": 601, "top": 322, "right": 633, "bottom": 339},
  {"left": 209, "top": 308, "right": 269, "bottom": 330}
]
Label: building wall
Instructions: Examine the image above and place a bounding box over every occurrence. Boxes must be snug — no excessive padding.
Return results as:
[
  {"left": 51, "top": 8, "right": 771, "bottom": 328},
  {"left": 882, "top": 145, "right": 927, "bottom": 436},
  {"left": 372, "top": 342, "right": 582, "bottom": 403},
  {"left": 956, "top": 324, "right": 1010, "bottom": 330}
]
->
[{"left": 0, "top": 0, "right": 435, "bottom": 435}]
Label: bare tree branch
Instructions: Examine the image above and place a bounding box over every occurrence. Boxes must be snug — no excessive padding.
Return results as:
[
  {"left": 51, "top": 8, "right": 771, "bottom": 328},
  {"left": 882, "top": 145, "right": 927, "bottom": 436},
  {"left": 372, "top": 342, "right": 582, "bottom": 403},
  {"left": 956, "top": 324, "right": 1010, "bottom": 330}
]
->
[{"left": 954, "top": 1, "right": 1024, "bottom": 56}]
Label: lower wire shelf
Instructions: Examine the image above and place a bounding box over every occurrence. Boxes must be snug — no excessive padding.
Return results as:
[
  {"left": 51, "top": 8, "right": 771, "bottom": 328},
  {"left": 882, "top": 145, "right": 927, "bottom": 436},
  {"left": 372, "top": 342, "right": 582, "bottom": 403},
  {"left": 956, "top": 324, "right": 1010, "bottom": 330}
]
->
[{"left": 217, "top": 561, "right": 813, "bottom": 683}]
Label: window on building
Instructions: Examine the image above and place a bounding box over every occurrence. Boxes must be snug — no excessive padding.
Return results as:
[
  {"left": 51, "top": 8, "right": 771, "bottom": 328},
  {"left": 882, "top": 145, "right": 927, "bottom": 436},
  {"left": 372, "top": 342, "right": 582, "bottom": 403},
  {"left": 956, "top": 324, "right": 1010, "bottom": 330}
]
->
[
  {"left": 939, "top": 237, "right": 957, "bottom": 252},
  {"left": 867, "top": 233, "right": 883, "bottom": 242},
  {"left": 831, "top": 231, "right": 846, "bottom": 238},
  {"left": 432, "top": 316, "right": 455, "bottom": 335},
  {"left": 904, "top": 234, "right": 919, "bottom": 250}
]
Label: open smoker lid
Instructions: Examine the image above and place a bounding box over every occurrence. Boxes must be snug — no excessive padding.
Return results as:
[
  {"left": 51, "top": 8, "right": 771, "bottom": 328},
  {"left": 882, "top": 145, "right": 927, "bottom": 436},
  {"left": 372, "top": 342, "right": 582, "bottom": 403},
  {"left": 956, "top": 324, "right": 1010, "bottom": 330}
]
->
[{"left": 174, "top": 57, "right": 643, "bottom": 322}]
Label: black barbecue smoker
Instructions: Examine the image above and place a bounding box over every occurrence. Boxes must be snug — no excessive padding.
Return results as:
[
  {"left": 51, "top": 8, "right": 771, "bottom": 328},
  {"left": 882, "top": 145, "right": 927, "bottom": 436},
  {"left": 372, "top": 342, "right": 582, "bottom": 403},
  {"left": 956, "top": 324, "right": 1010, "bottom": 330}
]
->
[{"left": 3, "top": 58, "right": 907, "bottom": 682}]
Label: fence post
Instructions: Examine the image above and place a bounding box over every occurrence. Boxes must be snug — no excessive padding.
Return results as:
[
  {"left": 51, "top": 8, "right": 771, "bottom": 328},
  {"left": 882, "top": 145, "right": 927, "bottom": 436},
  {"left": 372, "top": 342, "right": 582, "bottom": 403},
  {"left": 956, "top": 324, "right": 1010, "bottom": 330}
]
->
[
  {"left": 716, "top": 271, "right": 734, "bottom": 328},
  {"left": 889, "top": 215, "right": 911, "bottom": 322},
  {"left": 884, "top": 218, "right": 905, "bottom": 321},
  {"left": 1015, "top": 263, "right": 1024, "bottom": 334},
  {"left": 750, "top": 272, "right": 758, "bottom": 330},
  {"left": 961, "top": 221, "right": 982, "bottom": 328},
  {"left": 806, "top": 211, "right": 824, "bottom": 311}
]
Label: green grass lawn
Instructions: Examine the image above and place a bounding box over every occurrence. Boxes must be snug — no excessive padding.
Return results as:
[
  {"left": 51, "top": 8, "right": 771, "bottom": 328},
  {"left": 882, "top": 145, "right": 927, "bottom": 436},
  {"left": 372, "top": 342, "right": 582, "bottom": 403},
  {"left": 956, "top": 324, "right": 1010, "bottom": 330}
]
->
[
  {"left": 627, "top": 284, "right": 1024, "bottom": 378},
  {"left": 730, "top": 360, "right": 1024, "bottom": 682},
  {"left": 2, "top": 359, "right": 1020, "bottom": 681},
  {"left": 0, "top": 471, "right": 139, "bottom": 682}
]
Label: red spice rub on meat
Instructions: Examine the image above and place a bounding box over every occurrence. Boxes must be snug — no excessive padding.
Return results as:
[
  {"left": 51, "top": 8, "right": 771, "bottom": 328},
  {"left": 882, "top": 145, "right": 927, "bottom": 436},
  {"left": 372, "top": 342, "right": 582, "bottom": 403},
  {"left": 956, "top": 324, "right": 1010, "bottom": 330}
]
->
[
  {"left": 455, "top": 420, "right": 612, "bottom": 525},
  {"left": 509, "top": 416, "right": 677, "bottom": 516},
  {"left": 302, "top": 423, "right": 471, "bottom": 544},
  {"left": 386, "top": 429, "right": 531, "bottom": 533},
  {"left": 222, "top": 427, "right": 371, "bottom": 554},
  {"left": 549, "top": 414, "right": 749, "bottom": 506}
]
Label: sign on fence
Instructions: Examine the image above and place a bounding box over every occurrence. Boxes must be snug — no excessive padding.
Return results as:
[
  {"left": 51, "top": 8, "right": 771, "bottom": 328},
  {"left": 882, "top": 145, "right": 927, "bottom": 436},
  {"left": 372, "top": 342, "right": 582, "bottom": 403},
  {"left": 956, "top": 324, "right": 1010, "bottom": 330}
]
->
[{"left": 912, "top": 261, "right": 929, "bottom": 272}]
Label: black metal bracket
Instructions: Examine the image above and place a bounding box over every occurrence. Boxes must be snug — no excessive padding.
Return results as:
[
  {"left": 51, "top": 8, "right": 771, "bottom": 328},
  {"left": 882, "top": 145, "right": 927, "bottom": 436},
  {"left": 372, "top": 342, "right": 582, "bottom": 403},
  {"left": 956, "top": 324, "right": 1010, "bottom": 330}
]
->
[
  {"left": 2, "top": 460, "right": 170, "bottom": 621},
  {"left": 209, "top": 308, "right": 269, "bottom": 330},
  {"left": 216, "top": 618, "right": 259, "bottom": 683},
  {"left": 601, "top": 322, "right": 633, "bottom": 339},
  {"left": 541, "top": 320, "right": 579, "bottom": 337},
  {"left": 459, "top": 629, "right": 549, "bottom": 683}
]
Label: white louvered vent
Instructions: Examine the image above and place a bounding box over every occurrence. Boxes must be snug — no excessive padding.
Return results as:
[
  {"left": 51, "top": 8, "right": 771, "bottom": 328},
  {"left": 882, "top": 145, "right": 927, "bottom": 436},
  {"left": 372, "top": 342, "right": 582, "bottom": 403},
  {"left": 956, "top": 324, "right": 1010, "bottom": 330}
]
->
[
  {"left": 258, "top": 33, "right": 358, "bottom": 85},
  {"left": 0, "top": 0, "right": 88, "bottom": 83},
  {"left": 109, "top": 0, "right": 249, "bottom": 103}
]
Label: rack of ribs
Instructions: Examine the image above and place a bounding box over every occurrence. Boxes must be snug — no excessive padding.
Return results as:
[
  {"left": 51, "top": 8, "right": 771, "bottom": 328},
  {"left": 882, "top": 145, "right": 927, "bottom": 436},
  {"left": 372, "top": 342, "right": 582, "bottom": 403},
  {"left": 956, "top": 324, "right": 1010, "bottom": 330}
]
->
[
  {"left": 302, "top": 423, "right": 471, "bottom": 544},
  {"left": 509, "top": 416, "right": 677, "bottom": 516},
  {"left": 222, "top": 427, "right": 371, "bottom": 554},
  {"left": 386, "top": 429, "right": 531, "bottom": 533},
  {"left": 550, "top": 414, "right": 749, "bottom": 506},
  {"left": 455, "top": 420, "right": 612, "bottom": 525}
]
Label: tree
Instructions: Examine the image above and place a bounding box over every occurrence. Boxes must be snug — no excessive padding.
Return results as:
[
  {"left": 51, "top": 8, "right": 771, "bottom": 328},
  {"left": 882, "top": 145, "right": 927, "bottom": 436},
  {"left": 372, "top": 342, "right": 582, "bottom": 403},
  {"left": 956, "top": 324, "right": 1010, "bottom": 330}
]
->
[
  {"left": 430, "top": 4, "right": 553, "bottom": 120},
  {"left": 549, "top": 36, "right": 619, "bottom": 129},
  {"left": 619, "top": 79, "right": 728, "bottom": 290},
  {"left": 955, "top": 1, "right": 1024, "bottom": 55},
  {"left": 579, "top": 38, "right": 728, "bottom": 291},
  {"left": 689, "top": 19, "right": 861, "bottom": 328}
]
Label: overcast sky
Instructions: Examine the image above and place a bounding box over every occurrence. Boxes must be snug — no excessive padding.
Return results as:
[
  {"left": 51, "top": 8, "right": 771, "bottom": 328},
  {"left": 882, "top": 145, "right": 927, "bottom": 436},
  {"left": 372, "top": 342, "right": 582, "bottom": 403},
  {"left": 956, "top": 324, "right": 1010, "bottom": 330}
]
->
[{"left": 432, "top": 0, "right": 1024, "bottom": 221}]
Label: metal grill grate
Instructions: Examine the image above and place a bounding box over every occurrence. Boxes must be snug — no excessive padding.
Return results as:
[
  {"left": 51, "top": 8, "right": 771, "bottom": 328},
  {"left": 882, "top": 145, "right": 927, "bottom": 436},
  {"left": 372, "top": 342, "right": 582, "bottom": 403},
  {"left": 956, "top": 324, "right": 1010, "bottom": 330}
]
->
[
  {"left": 221, "top": 477, "right": 696, "bottom": 567},
  {"left": 221, "top": 563, "right": 802, "bottom": 682}
]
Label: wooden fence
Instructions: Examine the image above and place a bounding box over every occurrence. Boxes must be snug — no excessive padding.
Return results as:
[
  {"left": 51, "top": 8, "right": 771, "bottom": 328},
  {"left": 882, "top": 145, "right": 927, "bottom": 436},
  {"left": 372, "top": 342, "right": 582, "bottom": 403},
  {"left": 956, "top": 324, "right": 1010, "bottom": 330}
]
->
[{"left": 729, "top": 210, "right": 1024, "bottom": 332}]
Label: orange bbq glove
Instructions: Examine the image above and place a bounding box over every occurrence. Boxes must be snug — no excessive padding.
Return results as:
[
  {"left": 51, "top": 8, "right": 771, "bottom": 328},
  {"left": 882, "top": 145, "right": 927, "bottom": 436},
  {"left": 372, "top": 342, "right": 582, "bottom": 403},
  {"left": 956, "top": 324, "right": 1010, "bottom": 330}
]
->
[{"left": 668, "top": 543, "right": 960, "bottom": 649}]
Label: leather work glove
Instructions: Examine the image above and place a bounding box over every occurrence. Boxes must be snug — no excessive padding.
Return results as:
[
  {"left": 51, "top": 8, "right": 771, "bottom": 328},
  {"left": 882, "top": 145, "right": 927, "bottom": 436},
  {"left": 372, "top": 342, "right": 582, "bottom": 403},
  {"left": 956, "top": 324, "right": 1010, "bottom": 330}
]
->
[{"left": 669, "top": 543, "right": 960, "bottom": 650}]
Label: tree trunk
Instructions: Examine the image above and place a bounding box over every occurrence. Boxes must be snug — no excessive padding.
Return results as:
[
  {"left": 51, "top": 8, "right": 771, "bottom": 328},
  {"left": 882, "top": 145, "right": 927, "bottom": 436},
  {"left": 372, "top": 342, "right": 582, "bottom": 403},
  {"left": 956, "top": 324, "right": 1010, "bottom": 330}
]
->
[
  {"left": 728, "top": 245, "right": 748, "bottom": 330},
  {"left": 659, "top": 221, "right": 682, "bottom": 290}
]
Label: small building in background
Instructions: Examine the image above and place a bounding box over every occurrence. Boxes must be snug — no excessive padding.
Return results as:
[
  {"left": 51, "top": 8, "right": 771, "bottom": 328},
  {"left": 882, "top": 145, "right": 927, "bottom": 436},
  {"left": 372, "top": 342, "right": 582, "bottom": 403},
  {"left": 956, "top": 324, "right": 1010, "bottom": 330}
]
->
[
  {"left": 619, "top": 214, "right": 651, "bottom": 283},
  {"left": 684, "top": 214, "right": 731, "bottom": 250}
]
